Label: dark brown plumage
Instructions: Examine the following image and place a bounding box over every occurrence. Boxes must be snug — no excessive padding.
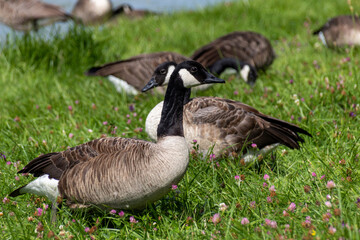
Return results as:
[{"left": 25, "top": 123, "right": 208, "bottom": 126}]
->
[
  {"left": 86, "top": 52, "right": 190, "bottom": 93},
  {"left": 0, "top": 0, "right": 71, "bottom": 31},
  {"left": 183, "top": 97, "right": 310, "bottom": 155},
  {"left": 190, "top": 31, "right": 276, "bottom": 71},
  {"left": 313, "top": 15, "right": 360, "bottom": 47}
]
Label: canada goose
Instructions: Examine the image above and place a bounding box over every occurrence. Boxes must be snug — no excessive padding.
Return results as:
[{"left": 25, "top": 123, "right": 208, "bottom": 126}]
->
[
  {"left": 313, "top": 15, "right": 360, "bottom": 47},
  {"left": 142, "top": 62, "right": 311, "bottom": 161},
  {"left": 72, "top": 0, "right": 113, "bottom": 25},
  {"left": 112, "top": 3, "right": 156, "bottom": 20},
  {"left": 0, "top": 0, "right": 71, "bottom": 31},
  {"left": 85, "top": 52, "right": 256, "bottom": 94},
  {"left": 190, "top": 31, "right": 276, "bottom": 73},
  {"left": 9, "top": 61, "right": 225, "bottom": 211}
]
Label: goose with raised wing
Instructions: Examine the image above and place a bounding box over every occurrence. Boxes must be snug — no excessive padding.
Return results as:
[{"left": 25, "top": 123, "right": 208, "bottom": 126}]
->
[
  {"left": 0, "top": 0, "right": 71, "bottom": 31},
  {"left": 313, "top": 15, "right": 360, "bottom": 47},
  {"left": 142, "top": 62, "right": 311, "bottom": 161},
  {"left": 9, "top": 61, "right": 225, "bottom": 210},
  {"left": 85, "top": 52, "right": 256, "bottom": 94}
]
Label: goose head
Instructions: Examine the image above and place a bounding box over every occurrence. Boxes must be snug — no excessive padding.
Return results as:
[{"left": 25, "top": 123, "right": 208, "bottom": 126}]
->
[
  {"left": 239, "top": 64, "right": 258, "bottom": 86},
  {"left": 143, "top": 61, "right": 224, "bottom": 92},
  {"left": 142, "top": 62, "right": 176, "bottom": 92},
  {"left": 173, "top": 61, "right": 225, "bottom": 88},
  {"left": 209, "top": 58, "right": 258, "bottom": 86}
]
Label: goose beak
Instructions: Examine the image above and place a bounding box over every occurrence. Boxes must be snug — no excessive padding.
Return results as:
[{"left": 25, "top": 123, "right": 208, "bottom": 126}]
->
[
  {"left": 204, "top": 73, "right": 225, "bottom": 84},
  {"left": 142, "top": 77, "right": 158, "bottom": 92}
]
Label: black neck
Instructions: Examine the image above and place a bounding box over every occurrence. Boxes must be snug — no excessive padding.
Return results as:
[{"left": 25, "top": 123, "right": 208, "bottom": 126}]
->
[
  {"left": 209, "top": 58, "right": 244, "bottom": 75},
  {"left": 157, "top": 74, "right": 186, "bottom": 138}
]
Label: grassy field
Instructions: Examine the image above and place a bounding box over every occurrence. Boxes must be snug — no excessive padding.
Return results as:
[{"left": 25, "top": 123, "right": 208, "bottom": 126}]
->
[{"left": 1, "top": 0, "right": 360, "bottom": 239}]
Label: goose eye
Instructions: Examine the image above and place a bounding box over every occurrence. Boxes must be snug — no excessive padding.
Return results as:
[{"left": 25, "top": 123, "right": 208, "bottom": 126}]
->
[
  {"left": 160, "top": 69, "right": 166, "bottom": 74},
  {"left": 190, "top": 67, "right": 197, "bottom": 73}
]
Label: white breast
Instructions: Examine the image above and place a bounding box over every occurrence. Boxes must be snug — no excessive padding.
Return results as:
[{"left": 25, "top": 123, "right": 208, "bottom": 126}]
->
[{"left": 145, "top": 101, "right": 164, "bottom": 141}]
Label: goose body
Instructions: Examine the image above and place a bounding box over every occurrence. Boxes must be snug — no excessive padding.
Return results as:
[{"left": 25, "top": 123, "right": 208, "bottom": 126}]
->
[
  {"left": 0, "top": 0, "right": 71, "bottom": 31},
  {"left": 313, "top": 15, "right": 360, "bottom": 47},
  {"left": 86, "top": 52, "right": 256, "bottom": 94},
  {"left": 190, "top": 31, "right": 276, "bottom": 72},
  {"left": 9, "top": 61, "right": 225, "bottom": 210},
  {"left": 143, "top": 62, "right": 311, "bottom": 160},
  {"left": 72, "top": 0, "right": 112, "bottom": 25}
]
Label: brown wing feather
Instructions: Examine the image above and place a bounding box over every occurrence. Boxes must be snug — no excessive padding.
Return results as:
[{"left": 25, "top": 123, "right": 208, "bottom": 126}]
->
[
  {"left": 190, "top": 31, "right": 275, "bottom": 70},
  {"left": 16, "top": 137, "right": 142, "bottom": 180},
  {"left": 86, "top": 52, "right": 190, "bottom": 91},
  {"left": 184, "top": 97, "right": 310, "bottom": 154}
]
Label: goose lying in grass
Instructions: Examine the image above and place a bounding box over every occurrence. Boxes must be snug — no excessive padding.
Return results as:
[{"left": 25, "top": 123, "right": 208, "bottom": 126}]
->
[
  {"left": 313, "top": 15, "right": 360, "bottom": 47},
  {"left": 142, "top": 62, "right": 311, "bottom": 162},
  {"left": 0, "top": 0, "right": 71, "bottom": 31},
  {"left": 9, "top": 61, "right": 225, "bottom": 213},
  {"left": 190, "top": 31, "right": 276, "bottom": 81},
  {"left": 86, "top": 52, "right": 256, "bottom": 94}
]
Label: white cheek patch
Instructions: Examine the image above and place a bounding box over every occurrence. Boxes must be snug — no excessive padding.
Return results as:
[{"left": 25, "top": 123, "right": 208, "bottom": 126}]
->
[
  {"left": 163, "top": 65, "right": 175, "bottom": 86},
  {"left": 179, "top": 69, "right": 200, "bottom": 88},
  {"left": 240, "top": 65, "right": 250, "bottom": 83},
  {"left": 318, "top": 31, "right": 327, "bottom": 47}
]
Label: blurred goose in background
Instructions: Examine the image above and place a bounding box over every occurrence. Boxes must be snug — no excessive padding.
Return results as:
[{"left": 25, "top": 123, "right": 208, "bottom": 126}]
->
[
  {"left": 111, "top": 3, "right": 157, "bottom": 20},
  {"left": 86, "top": 52, "right": 256, "bottom": 95},
  {"left": 313, "top": 15, "right": 360, "bottom": 47},
  {"left": 9, "top": 61, "right": 225, "bottom": 212},
  {"left": 72, "top": 1, "right": 154, "bottom": 25},
  {"left": 142, "top": 62, "right": 311, "bottom": 161},
  {"left": 190, "top": 31, "right": 275, "bottom": 85},
  {"left": 0, "top": 0, "right": 71, "bottom": 31},
  {"left": 72, "top": 0, "right": 113, "bottom": 25}
]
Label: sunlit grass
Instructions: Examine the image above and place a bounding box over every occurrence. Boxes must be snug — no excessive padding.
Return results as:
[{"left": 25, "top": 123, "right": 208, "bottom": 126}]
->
[{"left": 1, "top": 0, "right": 360, "bottom": 238}]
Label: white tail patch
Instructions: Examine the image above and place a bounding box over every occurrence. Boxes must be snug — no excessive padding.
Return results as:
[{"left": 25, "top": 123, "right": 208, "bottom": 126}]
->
[
  {"left": 318, "top": 31, "right": 327, "bottom": 47},
  {"left": 107, "top": 75, "right": 138, "bottom": 95},
  {"left": 163, "top": 65, "right": 175, "bottom": 86},
  {"left": 179, "top": 69, "right": 200, "bottom": 88},
  {"left": 240, "top": 65, "right": 250, "bottom": 83},
  {"left": 20, "top": 175, "right": 59, "bottom": 202}
]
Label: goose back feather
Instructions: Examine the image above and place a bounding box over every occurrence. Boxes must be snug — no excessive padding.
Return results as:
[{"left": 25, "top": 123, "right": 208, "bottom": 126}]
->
[{"left": 190, "top": 31, "right": 275, "bottom": 71}]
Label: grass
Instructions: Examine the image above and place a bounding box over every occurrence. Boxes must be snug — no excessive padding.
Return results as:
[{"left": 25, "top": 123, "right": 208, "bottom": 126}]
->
[{"left": 1, "top": 0, "right": 360, "bottom": 238}]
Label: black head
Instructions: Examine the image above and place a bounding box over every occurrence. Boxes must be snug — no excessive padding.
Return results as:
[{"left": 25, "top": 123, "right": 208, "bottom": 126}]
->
[
  {"left": 174, "top": 61, "right": 225, "bottom": 88},
  {"left": 142, "top": 62, "right": 176, "bottom": 92}
]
